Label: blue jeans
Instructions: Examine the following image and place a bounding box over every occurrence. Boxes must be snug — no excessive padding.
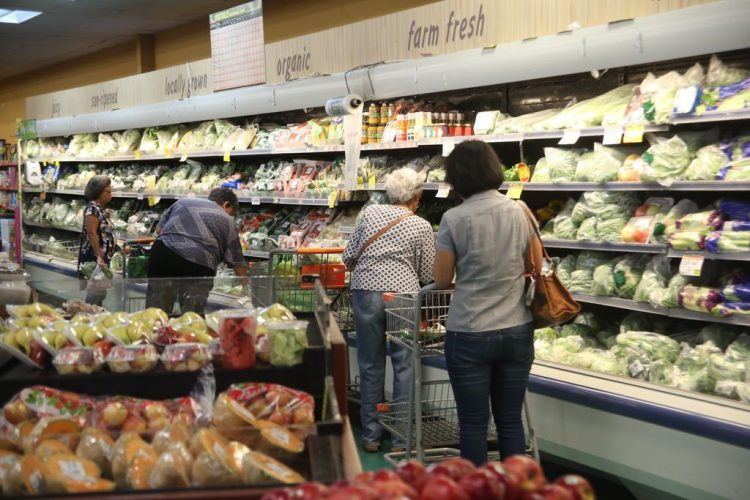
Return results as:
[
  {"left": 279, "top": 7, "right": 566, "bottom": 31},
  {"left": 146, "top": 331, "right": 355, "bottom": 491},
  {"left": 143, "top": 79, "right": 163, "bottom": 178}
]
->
[
  {"left": 445, "top": 322, "right": 534, "bottom": 465},
  {"left": 352, "top": 290, "right": 413, "bottom": 447}
]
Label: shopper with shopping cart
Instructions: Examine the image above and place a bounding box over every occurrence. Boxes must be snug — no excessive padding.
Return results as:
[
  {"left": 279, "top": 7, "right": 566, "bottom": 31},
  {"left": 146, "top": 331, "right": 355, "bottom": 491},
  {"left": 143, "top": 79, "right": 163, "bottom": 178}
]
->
[
  {"left": 78, "top": 175, "right": 116, "bottom": 306},
  {"left": 146, "top": 187, "right": 248, "bottom": 314},
  {"left": 433, "top": 141, "right": 536, "bottom": 465},
  {"left": 342, "top": 167, "right": 436, "bottom": 453}
]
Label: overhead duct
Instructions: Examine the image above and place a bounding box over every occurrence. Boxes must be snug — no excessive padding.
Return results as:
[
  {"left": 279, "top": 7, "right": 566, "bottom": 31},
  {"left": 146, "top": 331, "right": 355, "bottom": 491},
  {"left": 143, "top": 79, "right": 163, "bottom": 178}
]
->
[{"left": 32, "top": 0, "right": 750, "bottom": 138}]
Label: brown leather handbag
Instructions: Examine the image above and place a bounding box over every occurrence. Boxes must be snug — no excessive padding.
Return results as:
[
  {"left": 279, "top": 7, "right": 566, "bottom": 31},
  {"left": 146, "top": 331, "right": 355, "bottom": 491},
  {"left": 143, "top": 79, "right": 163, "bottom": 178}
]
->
[{"left": 519, "top": 202, "right": 580, "bottom": 328}]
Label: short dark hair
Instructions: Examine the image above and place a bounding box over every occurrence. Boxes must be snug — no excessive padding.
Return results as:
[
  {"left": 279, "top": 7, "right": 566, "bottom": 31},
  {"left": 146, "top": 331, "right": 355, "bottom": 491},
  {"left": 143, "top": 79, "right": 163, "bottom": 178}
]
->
[
  {"left": 445, "top": 141, "right": 504, "bottom": 198},
  {"left": 208, "top": 187, "right": 239, "bottom": 213},
  {"left": 84, "top": 175, "right": 111, "bottom": 201}
]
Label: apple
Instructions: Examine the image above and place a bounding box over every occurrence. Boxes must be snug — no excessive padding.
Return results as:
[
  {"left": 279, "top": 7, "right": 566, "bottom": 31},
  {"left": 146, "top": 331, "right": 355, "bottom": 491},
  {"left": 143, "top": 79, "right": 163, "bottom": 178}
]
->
[
  {"left": 554, "top": 475, "right": 595, "bottom": 500},
  {"left": 122, "top": 415, "right": 147, "bottom": 433},
  {"left": 419, "top": 475, "right": 469, "bottom": 500},
  {"left": 459, "top": 469, "right": 504, "bottom": 500},
  {"left": 93, "top": 340, "right": 113, "bottom": 357},
  {"left": 101, "top": 402, "right": 129, "bottom": 428},
  {"left": 395, "top": 460, "right": 426, "bottom": 486},
  {"left": 371, "top": 479, "right": 417, "bottom": 499},
  {"left": 354, "top": 471, "right": 375, "bottom": 484},
  {"left": 144, "top": 402, "right": 170, "bottom": 421},
  {"left": 373, "top": 469, "right": 402, "bottom": 483},
  {"left": 260, "top": 489, "right": 295, "bottom": 500},
  {"left": 522, "top": 484, "right": 574, "bottom": 500},
  {"left": 3, "top": 399, "right": 32, "bottom": 424},
  {"left": 441, "top": 458, "right": 475, "bottom": 481},
  {"left": 503, "top": 455, "right": 546, "bottom": 493},
  {"left": 293, "top": 482, "right": 330, "bottom": 499},
  {"left": 484, "top": 462, "right": 521, "bottom": 500},
  {"left": 329, "top": 484, "right": 378, "bottom": 500}
]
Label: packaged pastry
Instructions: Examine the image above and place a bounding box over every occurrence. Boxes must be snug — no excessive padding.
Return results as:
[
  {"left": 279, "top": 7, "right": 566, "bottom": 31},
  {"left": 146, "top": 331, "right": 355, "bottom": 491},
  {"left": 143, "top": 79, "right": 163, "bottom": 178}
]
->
[
  {"left": 53, "top": 347, "right": 105, "bottom": 375},
  {"left": 106, "top": 344, "right": 158, "bottom": 373},
  {"left": 75, "top": 427, "right": 115, "bottom": 478},
  {"left": 161, "top": 342, "right": 210, "bottom": 371}
]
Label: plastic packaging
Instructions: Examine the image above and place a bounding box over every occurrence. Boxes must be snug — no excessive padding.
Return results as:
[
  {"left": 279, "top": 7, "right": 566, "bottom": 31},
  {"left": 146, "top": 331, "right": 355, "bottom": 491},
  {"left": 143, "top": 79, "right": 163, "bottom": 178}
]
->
[
  {"left": 161, "top": 343, "right": 211, "bottom": 372},
  {"left": 266, "top": 321, "right": 309, "bottom": 367},
  {"left": 712, "top": 302, "right": 750, "bottom": 316},
  {"left": 621, "top": 216, "right": 656, "bottom": 243},
  {"left": 53, "top": 347, "right": 105, "bottom": 375},
  {"left": 106, "top": 345, "right": 159, "bottom": 373},
  {"left": 684, "top": 145, "right": 729, "bottom": 181},
  {"left": 617, "top": 154, "right": 646, "bottom": 182},
  {"left": 219, "top": 312, "right": 257, "bottom": 370},
  {"left": 592, "top": 262, "right": 616, "bottom": 296},
  {"left": 613, "top": 255, "right": 649, "bottom": 299},
  {"left": 718, "top": 200, "right": 750, "bottom": 222},
  {"left": 641, "top": 135, "right": 692, "bottom": 186},
  {"left": 596, "top": 218, "right": 628, "bottom": 243},
  {"left": 75, "top": 427, "right": 115, "bottom": 478},
  {"left": 544, "top": 147, "right": 580, "bottom": 182},
  {"left": 668, "top": 231, "right": 705, "bottom": 251},
  {"left": 678, "top": 285, "right": 722, "bottom": 313}
]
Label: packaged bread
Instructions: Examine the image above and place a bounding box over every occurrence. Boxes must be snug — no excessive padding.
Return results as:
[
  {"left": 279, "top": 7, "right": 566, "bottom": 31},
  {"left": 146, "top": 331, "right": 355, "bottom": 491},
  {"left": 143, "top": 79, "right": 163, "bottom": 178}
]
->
[
  {"left": 45, "top": 453, "right": 104, "bottom": 493},
  {"left": 24, "top": 417, "right": 80, "bottom": 453},
  {"left": 256, "top": 423, "right": 305, "bottom": 463},
  {"left": 152, "top": 421, "right": 192, "bottom": 454},
  {"left": 241, "top": 449, "right": 304, "bottom": 485},
  {"left": 189, "top": 427, "right": 228, "bottom": 459},
  {"left": 2, "top": 454, "right": 48, "bottom": 496},
  {"left": 148, "top": 443, "right": 191, "bottom": 489},
  {"left": 75, "top": 427, "right": 115, "bottom": 478},
  {"left": 34, "top": 438, "right": 72, "bottom": 458},
  {"left": 111, "top": 433, "right": 156, "bottom": 489},
  {"left": 0, "top": 450, "right": 20, "bottom": 486},
  {"left": 127, "top": 452, "right": 157, "bottom": 490},
  {"left": 191, "top": 451, "right": 242, "bottom": 487}
]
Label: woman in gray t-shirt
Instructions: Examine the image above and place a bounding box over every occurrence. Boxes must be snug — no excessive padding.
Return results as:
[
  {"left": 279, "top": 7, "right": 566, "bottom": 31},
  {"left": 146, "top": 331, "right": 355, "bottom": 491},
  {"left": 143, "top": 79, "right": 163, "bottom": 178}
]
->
[{"left": 433, "top": 140, "right": 535, "bottom": 465}]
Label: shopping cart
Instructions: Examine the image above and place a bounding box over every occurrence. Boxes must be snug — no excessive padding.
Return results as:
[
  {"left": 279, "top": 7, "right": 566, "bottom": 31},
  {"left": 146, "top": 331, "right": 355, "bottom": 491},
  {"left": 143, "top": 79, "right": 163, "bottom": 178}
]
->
[{"left": 381, "top": 283, "right": 539, "bottom": 464}]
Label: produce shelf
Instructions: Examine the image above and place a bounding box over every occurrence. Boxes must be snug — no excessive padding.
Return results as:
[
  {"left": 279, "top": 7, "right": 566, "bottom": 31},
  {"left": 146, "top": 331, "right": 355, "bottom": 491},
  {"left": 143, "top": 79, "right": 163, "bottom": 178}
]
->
[
  {"left": 22, "top": 220, "right": 78, "bottom": 232},
  {"left": 244, "top": 249, "right": 271, "bottom": 259},
  {"left": 23, "top": 250, "right": 78, "bottom": 275},
  {"left": 572, "top": 293, "right": 750, "bottom": 327},
  {"left": 514, "top": 181, "right": 750, "bottom": 192},
  {"left": 542, "top": 239, "right": 667, "bottom": 254},
  {"left": 667, "top": 249, "right": 750, "bottom": 262},
  {"left": 670, "top": 109, "right": 750, "bottom": 125}
]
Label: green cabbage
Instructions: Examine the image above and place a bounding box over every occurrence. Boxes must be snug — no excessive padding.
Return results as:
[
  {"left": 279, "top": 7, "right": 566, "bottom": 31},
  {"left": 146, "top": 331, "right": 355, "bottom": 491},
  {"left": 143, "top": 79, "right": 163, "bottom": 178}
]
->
[
  {"left": 553, "top": 216, "right": 578, "bottom": 240},
  {"left": 616, "top": 331, "right": 681, "bottom": 363},
  {"left": 545, "top": 147, "right": 580, "bottom": 182},
  {"left": 684, "top": 145, "right": 728, "bottom": 181},
  {"left": 641, "top": 135, "right": 692, "bottom": 186},
  {"left": 592, "top": 262, "right": 616, "bottom": 297},
  {"left": 576, "top": 217, "right": 597, "bottom": 240},
  {"left": 596, "top": 218, "right": 628, "bottom": 243},
  {"left": 613, "top": 255, "right": 649, "bottom": 299},
  {"left": 534, "top": 327, "right": 558, "bottom": 343}
]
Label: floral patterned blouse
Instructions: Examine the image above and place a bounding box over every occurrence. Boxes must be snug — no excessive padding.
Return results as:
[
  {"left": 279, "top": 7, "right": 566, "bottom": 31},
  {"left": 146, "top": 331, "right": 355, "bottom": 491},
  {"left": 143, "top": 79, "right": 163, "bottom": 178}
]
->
[{"left": 80, "top": 202, "right": 116, "bottom": 264}]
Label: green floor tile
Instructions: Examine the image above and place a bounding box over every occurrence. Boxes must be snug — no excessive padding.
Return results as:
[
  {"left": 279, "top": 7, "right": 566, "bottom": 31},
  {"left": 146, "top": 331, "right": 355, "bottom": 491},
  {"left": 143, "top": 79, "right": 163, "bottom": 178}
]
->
[{"left": 352, "top": 423, "right": 393, "bottom": 471}]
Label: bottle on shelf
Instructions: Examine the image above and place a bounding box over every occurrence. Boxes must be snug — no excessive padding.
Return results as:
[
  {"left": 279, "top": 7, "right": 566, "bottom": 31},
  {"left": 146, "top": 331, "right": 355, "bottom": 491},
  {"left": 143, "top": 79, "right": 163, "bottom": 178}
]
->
[{"left": 368, "top": 103, "right": 379, "bottom": 125}]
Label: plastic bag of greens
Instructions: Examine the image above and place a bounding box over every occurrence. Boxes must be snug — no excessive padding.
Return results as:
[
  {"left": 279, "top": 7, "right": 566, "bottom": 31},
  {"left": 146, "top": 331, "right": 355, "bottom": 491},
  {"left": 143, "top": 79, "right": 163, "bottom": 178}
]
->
[
  {"left": 717, "top": 158, "right": 750, "bottom": 181},
  {"left": 613, "top": 255, "right": 649, "bottom": 299},
  {"left": 534, "top": 327, "right": 558, "bottom": 343},
  {"left": 556, "top": 254, "right": 577, "bottom": 287},
  {"left": 560, "top": 323, "right": 593, "bottom": 338},
  {"left": 706, "top": 54, "right": 750, "bottom": 87},
  {"left": 589, "top": 349, "right": 628, "bottom": 376},
  {"left": 720, "top": 283, "right": 750, "bottom": 304},
  {"left": 495, "top": 109, "right": 560, "bottom": 133},
  {"left": 553, "top": 215, "right": 578, "bottom": 240},
  {"left": 708, "top": 352, "right": 745, "bottom": 382},
  {"left": 642, "top": 64, "right": 704, "bottom": 124},
  {"left": 573, "top": 312, "right": 602, "bottom": 332},
  {"left": 725, "top": 334, "right": 750, "bottom": 362},
  {"left": 616, "top": 331, "right": 681, "bottom": 363},
  {"left": 540, "top": 84, "right": 636, "bottom": 129},
  {"left": 641, "top": 135, "right": 692, "bottom": 186},
  {"left": 571, "top": 201, "right": 597, "bottom": 226},
  {"left": 582, "top": 191, "right": 640, "bottom": 213},
  {"left": 678, "top": 285, "right": 722, "bottom": 313},
  {"left": 668, "top": 231, "right": 705, "bottom": 251},
  {"left": 568, "top": 270, "right": 594, "bottom": 294},
  {"left": 574, "top": 251, "right": 608, "bottom": 272},
  {"left": 695, "top": 324, "right": 743, "bottom": 351},
  {"left": 723, "top": 221, "right": 750, "bottom": 231},
  {"left": 540, "top": 219, "right": 555, "bottom": 237},
  {"left": 595, "top": 329, "right": 619, "bottom": 349},
  {"left": 684, "top": 145, "right": 729, "bottom": 181},
  {"left": 596, "top": 218, "right": 628, "bottom": 243},
  {"left": 649, "top": 274, "right": 686, "bottom": 308},
  {"left": 619, "top": 312, "right": 652, "bottom": 335},
  {"left": 116, "top": 129, "right": 142, "bottom": 154},
  {"left": 592, "top": 262, "right": 616, "bottom": 296},
  {"left": 530, "top": 158, "right": 551, "bottom": 182},
  {"left": 578, "top": 143, "right": 631, "bottom": 183},
  {"left": 653, "top": 199, "right": 699, "bottom": 243},
  {"left": 621, "top": 216, "right": 656, "bottom": 244},
  {"left": 676, "top": 210, "right": 724, "bottom": 232},
  {"left": 545, "top": 147, "right": 581, "bottom": 182},
  {"left": 573, "top": 151, "right": 598, "bottom": 182},
  {"left": 576, "top": 217, "right": 597, "bottom": 241},
  {"left": 633, "top": 256, "right": 672, "bottom": 303},
  {"left": 648, "top": 359, "right": 679, "bottom": 386}
]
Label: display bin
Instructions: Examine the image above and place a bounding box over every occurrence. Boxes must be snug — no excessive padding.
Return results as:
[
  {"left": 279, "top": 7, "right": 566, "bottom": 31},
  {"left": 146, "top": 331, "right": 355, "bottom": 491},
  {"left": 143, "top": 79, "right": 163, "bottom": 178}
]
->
[{"left": 0, "top": 276, "right": 360, "bottom": 497}]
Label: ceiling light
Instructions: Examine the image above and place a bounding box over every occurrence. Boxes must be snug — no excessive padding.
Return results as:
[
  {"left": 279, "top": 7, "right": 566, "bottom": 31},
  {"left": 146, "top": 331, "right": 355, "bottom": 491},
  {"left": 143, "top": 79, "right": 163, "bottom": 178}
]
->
[{"left": 0, "top": 9, "right": 42, "bottom": 24}]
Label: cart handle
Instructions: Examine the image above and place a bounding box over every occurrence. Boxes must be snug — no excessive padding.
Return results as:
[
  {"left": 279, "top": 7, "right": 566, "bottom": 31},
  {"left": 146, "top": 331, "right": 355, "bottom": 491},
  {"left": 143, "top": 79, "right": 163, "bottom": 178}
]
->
[
  {"left": 123, "top": 238, "right": 155, "bottom": 244},
  {"left": 295, "top": 247, "right": 345, "bottom": 255}
]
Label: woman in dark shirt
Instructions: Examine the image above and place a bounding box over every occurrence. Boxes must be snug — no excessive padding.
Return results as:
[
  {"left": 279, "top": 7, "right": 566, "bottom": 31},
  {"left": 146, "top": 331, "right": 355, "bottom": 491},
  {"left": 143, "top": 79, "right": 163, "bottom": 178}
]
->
[{"left": 79, "top": 175, "right": 115, "bottom": 305}]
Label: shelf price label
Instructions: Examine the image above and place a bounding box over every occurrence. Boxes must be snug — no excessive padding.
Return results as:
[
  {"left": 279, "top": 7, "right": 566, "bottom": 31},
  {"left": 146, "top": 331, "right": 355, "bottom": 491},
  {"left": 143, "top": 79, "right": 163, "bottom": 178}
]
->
[
  {"left": 134, "top": 151, "right": 142, "bottom": 160},
  {"left": 436, "top": 182, "right": 450, "bottom": 198},
  {"left": 357, "top": 176, "right": 364, "bottom": 189},
  {"left": 602, "top": 126, "right": 623, "bottom": 145},
  {"left": 679, "top": 254, "right": 704, "bottom": 277},
  {"left": 506, "top": 182, "right": 524, "bottom": 200},
  {"left": 623, "top": 123, "right": 646, "bottom": 143},
  {"left": 368, "top": 175, "right": 377, "bottom": 189},
  {"left": 223, "top": 151, "right": 231, "bottom": 162},
  {"left": 328, "top": 191, "right": 337, "bottom": 208},
  {"left": 147, "top": 196, "right": 161, "bottom": 207},
  {"left": 179, "top": 152, "right": 189, "bottom": 162},
  {"left": 251, "top": 197, "right": 261, "bottom": 206},
  {"left": 442, "top": 141, "right": 455, "bottom": 157},
  {"left": 558, "top": 129, "right": 580, "bottom": 145}
]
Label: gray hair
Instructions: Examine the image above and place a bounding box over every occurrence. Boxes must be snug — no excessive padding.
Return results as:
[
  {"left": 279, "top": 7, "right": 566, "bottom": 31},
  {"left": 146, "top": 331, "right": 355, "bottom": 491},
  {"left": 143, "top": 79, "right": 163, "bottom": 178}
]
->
[
  {"left": 385, "top": 168, "right": 424, "bottom": 204},
  {"left": 84, "top": 175, "right": 111, "bottom": 201},
  {"left": 208, "top": 187, "right": 239, "bottom": 213}
]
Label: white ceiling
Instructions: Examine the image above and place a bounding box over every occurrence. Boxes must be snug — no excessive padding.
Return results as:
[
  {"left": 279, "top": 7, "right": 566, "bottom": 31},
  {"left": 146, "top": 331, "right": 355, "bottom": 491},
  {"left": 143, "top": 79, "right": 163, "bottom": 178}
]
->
[{"left": 0, "top": 0, "right": 244, "bottom": 79}]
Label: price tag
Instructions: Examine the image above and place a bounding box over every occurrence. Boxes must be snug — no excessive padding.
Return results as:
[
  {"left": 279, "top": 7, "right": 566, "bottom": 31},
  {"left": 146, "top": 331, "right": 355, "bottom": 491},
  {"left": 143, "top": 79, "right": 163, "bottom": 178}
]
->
[
  {"left": 679, "top": 255, "right": 704, "bottom": 277},
  {"left": 53, "top": 160, "right": 60, "bottom": 167},
  {"left": 506, "top": 182, "right": 524, "bottom": 200},
  {"left": 223, "top": 151, "right": 231, "bottom": 162},
  {"left": 328, "top": 191, "right": 337, "bottom": 208},
  {"left": 134, "top": 150, "right": 142, "bottom": 160},
  {"left": 623, "top": 123, "right": 646, "bottom": 144},
  {"left": 179, "top": 153, "right": 188, "bottom": 162},
  {"left": 137, "top": 193, "right": 144, "bottom": 200},
  {"left": 368, "top": 175, "right": 377, "bottom": 189},
  {"left": 442, "top": 141, "right": 455, "bottom": 157},
  {"left": 163, "top": 147, "right": 173, "bottom": 158},
  {"left": 251, "top": 197, "right": 261, "bottom": 206},
  {"left": 357, "top": 176, "right": 364, "bottom": 189},
  {"left": 147, "top": 196, "right": 161, "bottom": 207},
  {"left": 517, "top": 163, "right": 531, "bottom": 182},
  {"left": 436, "top": 182, "right": 450, "bottom": 198},
  {"left": 558, "top": 129, "right": 580, "bottom": 145},
  {"left": 602, "top": 126, "right": 623, "bottom": 145}
]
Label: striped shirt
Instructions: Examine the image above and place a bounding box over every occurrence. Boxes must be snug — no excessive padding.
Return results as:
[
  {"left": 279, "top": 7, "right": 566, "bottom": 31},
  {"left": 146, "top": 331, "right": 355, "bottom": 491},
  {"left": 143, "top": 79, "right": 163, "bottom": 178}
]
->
[{"left": 156, "top": 198, "right": 245, "bottom": 271}]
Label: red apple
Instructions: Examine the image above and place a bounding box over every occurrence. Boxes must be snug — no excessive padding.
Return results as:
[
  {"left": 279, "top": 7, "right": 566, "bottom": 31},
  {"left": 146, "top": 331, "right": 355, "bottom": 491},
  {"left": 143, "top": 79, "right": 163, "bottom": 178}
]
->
[
  {"left": 503, "top": 455, "right": 546, "bottom": 493},
  {"left": 93, "top": 340, "right": 113, "bottom": 356},
  {"left": 260, "top": 489, "right": 295, "bottom": 500},
  {"left": 328, "top": 480, "right": 351, "bottom": 494},
  {"left": 484, "top": 462, "right": 521, "bottom": 500},
  {"left": 371, "top": 479, "right": 418, "bottom": 499},
  {"left": 459, "top": 468, "right": 504, "bottom": 499},
  {"left": 441, "top": 458, "right": 475, "bottom": 480},
  {"left": 354, "top": 471, "right": 376, "bottom": 484},
  {"left": 373, "top": 469, "right": 402, "bottom": 483},
  {"left": 329, "top": 484, "right": 378, "bottom": 500},
  {"left": 395, "top": 460, "right": 426, "bottom": 487},
  {"left": 419, "top": 475, "right": 469, "bottom": 500},
  {"left": 293, "top": 482, "right": 330, "bottom": 499},
  {"left": 553, "top": 475, "right": 595, "bottom": 500},
  {"left": 522, "top": 484, "right": 574, "bottom": 500}
]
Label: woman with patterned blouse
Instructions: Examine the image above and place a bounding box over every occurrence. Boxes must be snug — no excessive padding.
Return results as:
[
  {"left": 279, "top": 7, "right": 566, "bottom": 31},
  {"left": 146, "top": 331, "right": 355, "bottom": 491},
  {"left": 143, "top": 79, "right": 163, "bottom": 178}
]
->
[
  {"left": 79, "top": 175, "right": 116, "bottom": 305},
  {"left": 342, "top": 167, "right": 435, "bottom": 453}
]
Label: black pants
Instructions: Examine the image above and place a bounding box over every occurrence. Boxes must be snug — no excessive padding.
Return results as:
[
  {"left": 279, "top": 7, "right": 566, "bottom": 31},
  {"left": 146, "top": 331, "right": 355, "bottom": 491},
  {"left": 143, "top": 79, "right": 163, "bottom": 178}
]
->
[{"left": 146, "top": 240, "right": 215, "bottom": 314}]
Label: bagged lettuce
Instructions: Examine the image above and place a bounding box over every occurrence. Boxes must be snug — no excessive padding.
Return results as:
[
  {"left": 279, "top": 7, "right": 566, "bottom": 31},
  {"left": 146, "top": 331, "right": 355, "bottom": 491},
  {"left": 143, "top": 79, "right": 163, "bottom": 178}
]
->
[
  {"left": 495, "top": 109, "right": 561, "bottom": 133},
  {"left": 695, "top": 324, "right": 743, "bottom": 350},
  {"left": 595, "top": 328, "right": 618, "bottom": 349},
  {"left": 616, "top": 331, "right": 681, "bottom": 363},
  {"left": 573, "top": 312, "right": 603, "bottom": 332},
  {"left": 720, "top": 283, "right": 750, "bottom": 303},
  {"left": 568, "top": 270, "right": 595, "bottom": 294},
  {"left": 560, "top": 323, "right": 593, "bottom": 338},
  {"left": 706, "top": 54, "right": 750, "bottom": 87},
  {"left": 725, "top": 334, "right": 750, "bottom": 362},
  {"left": 649, "top": 273, "right": 687, "bottom": 308},
  {"left": 534, "top": 327, "right": 559, "bottom": 343},
  {"left": 576, "top": 217, "right": 597, "bottom": 241},
  {"left": 613, "top": 255, "right": 649, "bottom": 299},
  {"left": 530, "top": 157, "right": 551, "bottom": 182},
  {"left": 641, "top": 64, "right": 704, "bottom": 124},
  {"left": 717, "top": 158, "right": 750, "bottom": 181},
  {"left": 633, "top": 256, "right": 672, "bottom": 303},
  {"left": 676, "top": 210, "right": 724, "bottom": 232},
  {"left": 592, "top": 262, "right": 616, "bottom": 296},
  {"left": 684, "top": 145, "right": 728, "bottom": 181},
  {"left": 653, "top": 199, "right": 699, "bottom": 243},
  {"left": 641, "top": 135, "right": 692, "bottom": 186},
  {"left": 571, "top": 202, "right": 597, "bottom": 226},
  {"left": 668, "top": 231, "right": 705, "bottom": 251},
  {"left": 589, "top": 349, "right": 628, "bottom": 376},
  {"left": 556, "top": 255, "right": 577, "bottom": 287},
  {"left": 596, "top": 218, "right": 628, "bottom": 243},
  {"left": 539, "top": 84, "right": 636, "bottom": 130},
  {"left": 678, "top": 285, "right": 722, "bottom": 313},
  {"left": 575, "top": 251, "right": 610, "bottom": 272},
  {"left": 620, "top": 312, "right": 652, "bottom": 335},
  {"left": 673, "top": 341, "right": 722, "bottom": 393},
  {"left": 553, "top": 215, "right": 578, "bottom": 240},
  {"left": 545, "top": 147, "right": 581, "bottom": 182}
]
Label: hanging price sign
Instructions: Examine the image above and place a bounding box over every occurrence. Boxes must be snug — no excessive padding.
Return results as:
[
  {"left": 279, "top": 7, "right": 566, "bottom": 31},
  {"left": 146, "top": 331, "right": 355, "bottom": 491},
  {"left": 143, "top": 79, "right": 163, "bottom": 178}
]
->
[
  {"left": 679, "top": 254, "right": 704, "bottom": 277},
  {"left": 558, "top": 129, "right": 580, "bottom": 145},
  {"left": 506, "top": 182, "right": 524, "bottom": 200},
  {"left": 623, "top": 123, "right": 646, "bottom": 143},
  {"left": 436, "top": 182, "right": 450, "bottom": 198}
]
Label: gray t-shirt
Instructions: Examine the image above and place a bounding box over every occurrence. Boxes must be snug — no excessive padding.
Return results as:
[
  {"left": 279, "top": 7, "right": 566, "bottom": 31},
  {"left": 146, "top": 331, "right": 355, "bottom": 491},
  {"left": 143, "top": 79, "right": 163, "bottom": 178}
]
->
[
  {"left": 436, "top": 190, "right": 532, "bottom": 332},
  {"left": 157, "top": 198, "right": 245, "bottom": 271}
]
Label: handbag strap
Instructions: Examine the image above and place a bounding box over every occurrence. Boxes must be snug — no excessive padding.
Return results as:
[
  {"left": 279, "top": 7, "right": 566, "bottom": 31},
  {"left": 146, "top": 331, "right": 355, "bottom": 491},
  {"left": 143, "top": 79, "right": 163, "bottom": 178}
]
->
[
  {"left": 517, "top": 201, "right": 551, "bottom": 274},
  {"left": 352, "top": 213, "right": 414, "bottom": 269}
]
